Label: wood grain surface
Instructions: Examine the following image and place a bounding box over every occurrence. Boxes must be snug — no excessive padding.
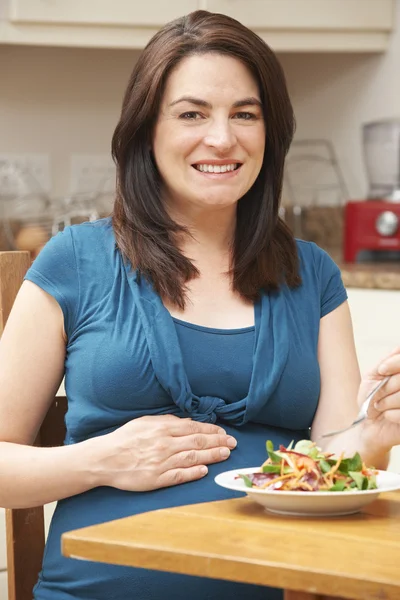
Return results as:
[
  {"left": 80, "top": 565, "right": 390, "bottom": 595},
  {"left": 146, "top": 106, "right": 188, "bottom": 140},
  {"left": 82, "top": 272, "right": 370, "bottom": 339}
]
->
[{"left": 62, "top": 493, "right": 400, "bottom": 600}]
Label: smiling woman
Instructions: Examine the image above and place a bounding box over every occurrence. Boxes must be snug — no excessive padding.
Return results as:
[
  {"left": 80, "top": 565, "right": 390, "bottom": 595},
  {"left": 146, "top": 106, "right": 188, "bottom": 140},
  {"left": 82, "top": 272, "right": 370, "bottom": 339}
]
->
[
  {"left": 111, "top": 11, "right": 299, "bottom": 311},
  {"left": 152, "top": 53, "right": 265, "bottom": 217},
  {"left": 2, "top": 8, "right": 400, "bottom": 600}
]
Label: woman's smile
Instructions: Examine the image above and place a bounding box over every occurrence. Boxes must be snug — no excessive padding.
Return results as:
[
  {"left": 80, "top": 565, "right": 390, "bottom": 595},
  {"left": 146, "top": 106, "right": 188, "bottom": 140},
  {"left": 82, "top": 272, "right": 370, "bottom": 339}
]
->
[
  {"left": 152, "top": 53, "right": 265, "bottom": 212},
  {"left": 191, "top": 161, "right": 243, "bottom": 178}
]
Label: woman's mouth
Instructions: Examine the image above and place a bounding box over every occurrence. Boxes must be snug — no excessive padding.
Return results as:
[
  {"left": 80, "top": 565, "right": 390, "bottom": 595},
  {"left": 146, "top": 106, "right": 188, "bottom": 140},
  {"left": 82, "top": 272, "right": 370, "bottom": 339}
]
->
[{"left": 192, "top": 163, "right": 242, "bottom": 174}]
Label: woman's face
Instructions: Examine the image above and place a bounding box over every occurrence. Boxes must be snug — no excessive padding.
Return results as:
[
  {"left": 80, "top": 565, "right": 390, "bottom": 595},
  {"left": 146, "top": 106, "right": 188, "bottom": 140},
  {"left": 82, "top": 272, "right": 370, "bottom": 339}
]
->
[{"left": 152, "top": 53, "right": 265, "bottom": 215}]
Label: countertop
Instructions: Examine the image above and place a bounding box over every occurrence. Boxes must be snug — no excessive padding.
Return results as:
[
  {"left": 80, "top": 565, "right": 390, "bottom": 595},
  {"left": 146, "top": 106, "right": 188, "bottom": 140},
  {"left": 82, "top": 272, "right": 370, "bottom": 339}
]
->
[
  {"left": 325, "top": 249, "right": 400, "bottom": 290},
  {"left": 284, "top": 206, "right": 400, "bottom": 291},
  {"left": 339, "top": 261, "right": 400, "bottom": 291}
]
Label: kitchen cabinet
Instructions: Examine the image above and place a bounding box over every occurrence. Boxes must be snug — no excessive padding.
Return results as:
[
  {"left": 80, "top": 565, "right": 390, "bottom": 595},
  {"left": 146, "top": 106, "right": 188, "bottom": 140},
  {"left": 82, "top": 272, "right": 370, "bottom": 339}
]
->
[
  {"left": 0, "top": 570, "right": 7, "bottom": 600},
  {"left": 0, "top": 509, "right": 5, "bottom": 571},
  {"left": 0, "top": 0, "right": 199, "bottom": 50},
  {"left": 0, "top": 0, "right": 395, "bottom": 52},
  {"left": 208, "top": 0, "right": 394, "bottom": 51},
  {"left": 347, "top": 288, "right": 400, "bottom": 375},
  {"left": 4, "top": 0, "right": 199, "bottom": 25},
  {"left": 347, "top": 287, "right": 400, "bottom": 473}
]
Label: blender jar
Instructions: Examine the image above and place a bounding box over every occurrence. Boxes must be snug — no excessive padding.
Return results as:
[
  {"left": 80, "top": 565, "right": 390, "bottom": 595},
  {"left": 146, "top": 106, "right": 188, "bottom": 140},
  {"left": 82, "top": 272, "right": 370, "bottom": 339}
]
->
[{"left": 363, "top": 119, "right": 400, "bottom": 201}]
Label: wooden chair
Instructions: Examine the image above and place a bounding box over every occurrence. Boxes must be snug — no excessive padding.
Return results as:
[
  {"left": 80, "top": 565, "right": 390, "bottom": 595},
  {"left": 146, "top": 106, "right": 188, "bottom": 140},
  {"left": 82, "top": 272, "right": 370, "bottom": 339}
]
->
[{"left": 0, "top": 251, "right": 67, "bottom": 600}]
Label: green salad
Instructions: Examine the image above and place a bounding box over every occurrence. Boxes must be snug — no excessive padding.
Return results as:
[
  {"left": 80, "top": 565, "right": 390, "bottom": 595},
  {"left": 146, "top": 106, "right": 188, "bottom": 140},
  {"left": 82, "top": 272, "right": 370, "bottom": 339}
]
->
[{"left": 239, "top": 439, "right": 378, "bottom": 492}]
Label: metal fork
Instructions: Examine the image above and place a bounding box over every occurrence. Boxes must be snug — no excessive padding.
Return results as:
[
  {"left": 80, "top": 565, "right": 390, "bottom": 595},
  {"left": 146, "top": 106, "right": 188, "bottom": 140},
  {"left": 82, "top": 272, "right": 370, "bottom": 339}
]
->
[{"left": 320, "top": 375, "right": 391, "bottom": 439}]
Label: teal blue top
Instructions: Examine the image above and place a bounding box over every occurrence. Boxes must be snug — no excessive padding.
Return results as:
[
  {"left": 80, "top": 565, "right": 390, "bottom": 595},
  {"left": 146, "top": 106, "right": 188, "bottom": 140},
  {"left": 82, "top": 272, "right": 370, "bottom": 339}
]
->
[{"left": 25, "top": 218, "right": 347, "bottom": 600}]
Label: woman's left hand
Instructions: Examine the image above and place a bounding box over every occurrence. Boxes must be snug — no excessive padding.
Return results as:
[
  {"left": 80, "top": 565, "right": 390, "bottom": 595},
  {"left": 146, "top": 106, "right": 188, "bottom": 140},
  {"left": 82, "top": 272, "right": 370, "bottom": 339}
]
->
[{"left": 360, "top": 347, "right": 400, "bottom": 450}]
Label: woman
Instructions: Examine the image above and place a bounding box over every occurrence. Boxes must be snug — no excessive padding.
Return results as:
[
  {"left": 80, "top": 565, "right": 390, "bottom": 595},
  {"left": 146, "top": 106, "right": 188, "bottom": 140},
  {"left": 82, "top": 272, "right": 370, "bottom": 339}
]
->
[{"left": 1, "top": 10, "right": 399, "bottom": 600}]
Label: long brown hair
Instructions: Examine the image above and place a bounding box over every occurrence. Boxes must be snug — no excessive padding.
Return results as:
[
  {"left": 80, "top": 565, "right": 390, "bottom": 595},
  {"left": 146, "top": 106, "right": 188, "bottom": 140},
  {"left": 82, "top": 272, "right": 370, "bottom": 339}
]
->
[{"left": 112, "top": 10, "right": 300, "bottom": 308}]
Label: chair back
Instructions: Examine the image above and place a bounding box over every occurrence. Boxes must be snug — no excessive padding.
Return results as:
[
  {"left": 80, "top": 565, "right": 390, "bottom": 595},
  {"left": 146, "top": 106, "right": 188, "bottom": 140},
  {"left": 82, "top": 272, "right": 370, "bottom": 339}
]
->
[{"left": 0, "top": 251, "right": 67, "bottom": 600}]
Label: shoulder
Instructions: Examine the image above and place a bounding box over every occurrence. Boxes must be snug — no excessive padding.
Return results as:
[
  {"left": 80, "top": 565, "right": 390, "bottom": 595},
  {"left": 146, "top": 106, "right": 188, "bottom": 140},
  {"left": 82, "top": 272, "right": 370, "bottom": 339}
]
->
[
  {"left": 295, "top": 239, "right": 339, "bottom": 279},
  {"left": 30, "top": 217, "right": 114, "bottom": 265},
  {"left": 295, "top": 238, "right": 328, "bottom": 262},
  {"left": 67, "top": 216, "right": 115, "bottom": 253},
  {"left": 65, "top": 217, "right": 118, "bottom": 291},
  {"left": 45, "top": 217, "right": 116, "bottom": 275},
  {"left": 28, "top": 217, "right": 116, "bottom": 296},
  {"left": 293, "top": 240, "right": 347, "bottom": 317},
  {"left": 25, "top": 218, "right": 118, "bottom": 337}
]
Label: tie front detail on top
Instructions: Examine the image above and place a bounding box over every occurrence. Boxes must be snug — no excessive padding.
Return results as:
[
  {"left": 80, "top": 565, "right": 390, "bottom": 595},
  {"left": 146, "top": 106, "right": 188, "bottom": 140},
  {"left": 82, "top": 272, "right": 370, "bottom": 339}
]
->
[{"left": 125, "top": 267, "right": 290, "bottom": 426}]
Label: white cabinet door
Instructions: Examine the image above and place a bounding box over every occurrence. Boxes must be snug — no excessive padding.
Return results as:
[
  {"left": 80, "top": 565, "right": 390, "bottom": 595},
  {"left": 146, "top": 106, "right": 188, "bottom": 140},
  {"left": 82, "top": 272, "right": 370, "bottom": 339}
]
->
[
  {"left": 1, "top": 0, "right": 395, "bottom": 52},
  {"left": 0, "top": 509, "right": 5, "bottom": 571},
  {"left": 207, "top": 0, "right": 393, "bottom": 31},
  {"left": 9, "top": 0, "right": 199, "bottom": 26},
  {"left": 347, "top": 288, "right": 400, "bottom": 473},
  {"left": 0, "top": 571, "right": 7, "bottom": 600},
  {"left": 347, "top": 288, "right": 400, "bottom": 374}
]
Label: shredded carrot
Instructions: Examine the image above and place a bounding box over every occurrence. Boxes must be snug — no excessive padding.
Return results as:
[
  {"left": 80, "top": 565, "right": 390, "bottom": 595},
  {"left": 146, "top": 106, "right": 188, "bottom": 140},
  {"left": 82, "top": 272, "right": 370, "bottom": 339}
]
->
[
  {"left": 242, "top": 442, "right": 377, "bottom": 493},
  {"left": 260, "top": 472, "right": 293, "bottom": 489},
  {"left": 324, "top": 453, "right": 344, "bottom": 479}
]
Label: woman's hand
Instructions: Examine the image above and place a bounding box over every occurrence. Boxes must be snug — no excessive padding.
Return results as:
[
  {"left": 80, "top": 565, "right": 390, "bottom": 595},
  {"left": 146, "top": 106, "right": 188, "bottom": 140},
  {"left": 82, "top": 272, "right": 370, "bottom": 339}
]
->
[
  {"left": 90, "top": 414, "right": 237, "bottom": 492},
  {"left": 359, "top": 347, "right": 400, "bottom": 451}
]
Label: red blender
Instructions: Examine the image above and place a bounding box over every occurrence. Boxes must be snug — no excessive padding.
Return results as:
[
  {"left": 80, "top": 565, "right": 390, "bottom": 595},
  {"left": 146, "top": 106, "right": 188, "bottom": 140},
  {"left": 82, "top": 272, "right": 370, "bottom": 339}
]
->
[{"left": 344, "top": 119, "right": 400, "bottom": 262}]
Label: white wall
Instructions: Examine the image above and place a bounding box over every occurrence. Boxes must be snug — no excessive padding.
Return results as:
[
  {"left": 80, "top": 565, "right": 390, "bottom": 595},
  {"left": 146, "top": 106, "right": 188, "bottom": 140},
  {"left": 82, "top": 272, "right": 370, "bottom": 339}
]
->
[
  {"left": 0, "top": 45, "right": 140, "bottom": 196},
  {"left": 280, "top": 31, "right": 400, "bottom": 199},
  {"left": 0, "top": 1, "right": 400, "bottom": 197}
]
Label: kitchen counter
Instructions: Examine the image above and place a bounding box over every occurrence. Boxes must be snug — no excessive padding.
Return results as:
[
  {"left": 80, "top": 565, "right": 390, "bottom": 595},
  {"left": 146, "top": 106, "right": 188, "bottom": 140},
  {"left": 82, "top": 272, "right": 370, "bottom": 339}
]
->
[
  {"left": 320, "top": 244, "right": 400, "bottom": 291},
  {"left": 283, "top": 206, "right": 400, "bottom": 290},
  {"left": 339, "top": 261, "right": 400, "bottom": 290}
]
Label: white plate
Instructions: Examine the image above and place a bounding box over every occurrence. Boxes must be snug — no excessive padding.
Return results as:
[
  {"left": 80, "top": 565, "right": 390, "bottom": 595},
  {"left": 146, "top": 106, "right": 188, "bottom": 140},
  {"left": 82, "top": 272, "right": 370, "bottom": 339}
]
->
[{"left": 215, "top": 467, "right": 400, "bottom": 517}]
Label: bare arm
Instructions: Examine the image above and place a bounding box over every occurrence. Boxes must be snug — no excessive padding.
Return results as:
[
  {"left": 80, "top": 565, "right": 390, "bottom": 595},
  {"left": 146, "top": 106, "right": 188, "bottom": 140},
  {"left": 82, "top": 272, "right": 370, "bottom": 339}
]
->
[
  {"left": 0, "top": 280, "right": 104, "bottom": 507},
  {"left": 0, "top": 281, "right": 236, "bottom": 509},
  {"left": 311, "top": 301, "right": 390, "bottom": 469}
]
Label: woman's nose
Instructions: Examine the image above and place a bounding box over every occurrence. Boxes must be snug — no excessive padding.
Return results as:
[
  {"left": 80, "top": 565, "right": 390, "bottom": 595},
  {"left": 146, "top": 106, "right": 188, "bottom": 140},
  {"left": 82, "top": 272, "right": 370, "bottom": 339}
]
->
[{"left": 204, "top": 120, "right": 236, "bottom": 152}]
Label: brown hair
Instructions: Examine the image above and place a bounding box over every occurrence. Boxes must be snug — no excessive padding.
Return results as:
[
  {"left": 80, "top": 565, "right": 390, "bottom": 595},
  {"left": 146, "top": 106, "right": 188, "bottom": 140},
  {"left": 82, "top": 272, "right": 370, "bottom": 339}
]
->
[{"left": 112, "top": 10, "right": 300, "bottom": 308}]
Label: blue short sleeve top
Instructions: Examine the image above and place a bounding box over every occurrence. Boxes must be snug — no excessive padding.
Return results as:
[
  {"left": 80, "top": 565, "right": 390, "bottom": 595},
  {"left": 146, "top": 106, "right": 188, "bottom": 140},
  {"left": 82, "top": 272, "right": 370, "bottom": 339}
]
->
[
  {"left": 26, "top": 217, "right": 347, "bottom": 443},
  {"left": 25, "top": 217, "right": 347, "bottom": 600}
]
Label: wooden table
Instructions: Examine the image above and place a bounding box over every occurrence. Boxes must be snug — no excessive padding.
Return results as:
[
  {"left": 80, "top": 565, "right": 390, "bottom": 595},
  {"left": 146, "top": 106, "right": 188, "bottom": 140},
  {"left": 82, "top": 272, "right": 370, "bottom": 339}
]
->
[{"left": 62, "top": 492, "right": 400, "bottom": 600}]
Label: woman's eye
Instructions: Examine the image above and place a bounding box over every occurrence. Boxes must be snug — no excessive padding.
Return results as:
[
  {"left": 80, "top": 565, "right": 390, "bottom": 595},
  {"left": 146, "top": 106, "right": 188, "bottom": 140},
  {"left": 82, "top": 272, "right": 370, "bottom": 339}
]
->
[
  {"left": 179, "top": 111, "right": 202, "bottom": 120},
  {"left": 234, "top": 112, "right": 257, "bottom": 120}
]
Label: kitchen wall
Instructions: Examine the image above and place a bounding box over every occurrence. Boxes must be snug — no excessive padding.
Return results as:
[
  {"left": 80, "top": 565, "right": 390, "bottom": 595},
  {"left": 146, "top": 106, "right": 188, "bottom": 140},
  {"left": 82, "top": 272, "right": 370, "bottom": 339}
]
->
[
  {"left": 0, "top": 44, "right": 135, "bottom": 196},
  {"left": 1, "top": 1, "right": 400, "bottom": 198},
  {"left": 282, "top": 22, "right": 400, "bottom": 200}
]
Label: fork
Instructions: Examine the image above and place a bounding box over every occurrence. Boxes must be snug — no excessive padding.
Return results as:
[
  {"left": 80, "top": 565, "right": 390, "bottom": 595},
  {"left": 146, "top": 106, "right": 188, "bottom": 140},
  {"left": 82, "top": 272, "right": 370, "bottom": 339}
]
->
[{"left": 320, "top": 375, "right": 391, "bottom": 439}]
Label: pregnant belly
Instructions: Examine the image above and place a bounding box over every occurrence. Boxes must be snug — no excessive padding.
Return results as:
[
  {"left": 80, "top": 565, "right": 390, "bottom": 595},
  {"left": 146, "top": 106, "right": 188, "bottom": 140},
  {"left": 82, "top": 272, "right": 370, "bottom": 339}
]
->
[
  {"left": 52, "top": 422, "right": 308, "bottom": 535},
  {"left": 36, "top": 423, "right": 306, "bottom": 600}
]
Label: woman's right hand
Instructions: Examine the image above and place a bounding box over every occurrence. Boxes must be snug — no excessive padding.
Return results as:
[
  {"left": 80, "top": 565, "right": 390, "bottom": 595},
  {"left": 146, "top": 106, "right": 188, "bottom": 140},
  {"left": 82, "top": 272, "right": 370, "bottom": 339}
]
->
[{"left": 90, "top": 414, "right": 237, "bottom": 492}]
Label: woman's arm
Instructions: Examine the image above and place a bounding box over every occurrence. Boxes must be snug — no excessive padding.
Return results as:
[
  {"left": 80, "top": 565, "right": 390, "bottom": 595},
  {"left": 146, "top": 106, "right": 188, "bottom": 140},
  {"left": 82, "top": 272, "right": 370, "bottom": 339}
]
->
[
  {"left": 0, "top": 281, "right": 236, "bottom": 508},
  {"left": 311, "top": 301, "right": 390, "bottom": 469},
  {"left": 0, "top": 280, "right": 105, "bottom": 507},
  {"left": 0, "top": 281, "right": 66, "bottom": 445}
]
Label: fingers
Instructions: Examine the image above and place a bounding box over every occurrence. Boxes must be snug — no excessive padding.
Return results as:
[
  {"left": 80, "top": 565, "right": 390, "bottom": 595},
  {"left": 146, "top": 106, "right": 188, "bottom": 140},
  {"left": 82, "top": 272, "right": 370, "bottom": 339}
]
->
[
  {"left": 363, "top": 350, "right": 400, "bottom": 418},
  {"left": 374, "top": 379, "right": 400, "bottom": 409},
  {"left": 172, "top": 432, "right": 237, "bottom": 453},
  {"left": 377, "top": 347, "right": 400, "bottom": 376},
  {"left": 372, "top": 373, "right": 400, "bottom": 422},
  {"left": 166, "top": 417, "right": 228, "bottom": 437},
  {"left": 165, "top": 445, "right": 232, "bottom": 472},
  {"left": 379, "top": 409, "right": 400, "bottom": 424},
  {"left": 157, "top": 465, "right": 209, "bottom": 489},
  {"left": 158, "top": 444, "right": 233, "bottom": 488},
  {"left": 374, "top": 393, "right": 400, "bottom": 416},
  {"left": 128, "top": 415, "right": 238, "bottom": 491},
  {"left": 140, "top": 414, "right": 230, "bottom": 437}
]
